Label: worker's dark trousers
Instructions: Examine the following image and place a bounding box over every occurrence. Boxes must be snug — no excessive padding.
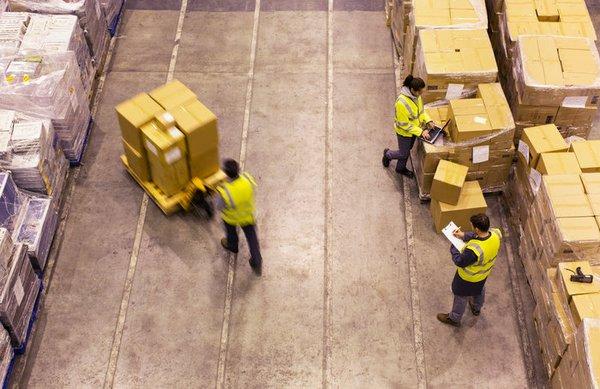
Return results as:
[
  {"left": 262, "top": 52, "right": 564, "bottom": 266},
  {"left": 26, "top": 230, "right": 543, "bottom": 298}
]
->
[
  {"left": 224, "top": 222, "right": 262, "bottom": 269},
  {"left": 385, "top": 134, "right": 416, "bottom": 171},
  {"left": 449, "top": 286, "right": 485, "bottom": 323}
]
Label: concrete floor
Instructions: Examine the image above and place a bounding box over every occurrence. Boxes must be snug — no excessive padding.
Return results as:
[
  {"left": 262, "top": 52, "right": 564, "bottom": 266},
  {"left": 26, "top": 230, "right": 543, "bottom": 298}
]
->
[{"left": 10, "top": 0, "right": 600, "bottom": 387}]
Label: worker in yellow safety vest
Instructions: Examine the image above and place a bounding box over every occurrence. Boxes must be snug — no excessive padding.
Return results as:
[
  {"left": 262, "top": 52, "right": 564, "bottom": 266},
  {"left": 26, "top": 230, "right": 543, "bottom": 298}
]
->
[
  {"left": 438, "top": 213, "right": 502, "bottom": 327},
  {"left": 216, "top": 159, "right": 262, "bottom": 276},
  {"left": 382, "top": 75, "right": 435, "bottom": 178}
]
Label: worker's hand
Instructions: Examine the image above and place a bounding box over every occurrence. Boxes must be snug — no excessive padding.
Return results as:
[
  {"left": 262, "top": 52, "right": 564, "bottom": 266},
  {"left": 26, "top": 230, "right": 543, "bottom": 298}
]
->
[
  {"left": 422, "top": 129, "right": 431, "bottom": 140},
  {"left": 453, "top": 228, "right": 465, "bottom": 240},
  {"left": 427, "top": 121, "right": 435, "bottom": 130}
]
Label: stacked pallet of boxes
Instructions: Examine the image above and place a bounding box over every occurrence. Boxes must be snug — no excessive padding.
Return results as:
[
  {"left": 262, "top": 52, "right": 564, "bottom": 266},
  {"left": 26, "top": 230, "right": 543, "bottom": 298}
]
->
[
  {"left": 8, "top": 0, "right": 109, "bottom": 67},
  {"left": 486, "top": 0, "right": 599, "bottom": 141},
  {"left": 100, "top": 0, "right": 123, "bottom": 31},
  {"left": 0, "top": 326, "right": 12, "bottom": 383},
  {"left": 505, "top": 123, "right": 600, "bottom": 385},
  {"left": 412, "top": 27, "right": 498, "bottom": 104},
  {"left": 412, "top": 83, "right": 515, "bottom": 198},
  {"left": 389, "top": 0, "right": 413, "bottom": 53},
  {"left": 117, "top": 80, "right": 220, "bottom": 210},
  {"left": 400, "top": 0, "right": 488, "bottom": 80},
  {"left": 427, "top": 159, "right": 488, "bottom": 233}
]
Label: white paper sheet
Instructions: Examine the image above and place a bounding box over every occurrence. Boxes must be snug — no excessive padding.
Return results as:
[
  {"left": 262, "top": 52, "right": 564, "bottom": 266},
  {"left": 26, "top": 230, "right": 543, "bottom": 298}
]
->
[
  {"left": 445, "top": 84, "right": 464, "bottom": 100},
  {"left": 562, "top": 96, "right": 587, "bottom": 108},
  {"left": 518, "top": 140, "right": 529, "bottom": 165},
  {"left": 442, "top": 221, "right": 466, "bottom": 251},
  {"left": 472, "top": 145, "right": 490, "bottom": 164}
]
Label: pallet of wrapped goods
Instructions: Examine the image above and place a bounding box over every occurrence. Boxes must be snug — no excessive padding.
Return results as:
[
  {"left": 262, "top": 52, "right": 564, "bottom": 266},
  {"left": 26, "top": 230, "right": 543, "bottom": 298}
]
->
[
  {"left": 9, "top": 0, "right": 109, "bottom": 66},
  {"left": 101, "top": 0, "right": 123, "bottom": 33},
  {"left": 0, "top": 172, "right": 58, "bottom": 270},
  {"left": 0, "top": 51, "right": 91, "bottom": 162},
  {"left": 401, "top": 0, "right": 487, "bottom": 77},
  {"left": 0, "top": 242, "right": 40, "bottom": 347},
  {"left": 0, "top": 326, "right": 12, "bottom": 385},
  {"left": 555, "top": 318, "right": 600, "bottom": 388},
  {"left": 413, "top": 29, "right": 498, "bottom": 103},
  {"left": 390, "top": 0, "right": 413, "bottom": 54},
  {"left": 0, "top": 110, "right": 68, "bottom": 199},
  {"left": 412, "top": 83, "right": 515, "bottom": 198}
]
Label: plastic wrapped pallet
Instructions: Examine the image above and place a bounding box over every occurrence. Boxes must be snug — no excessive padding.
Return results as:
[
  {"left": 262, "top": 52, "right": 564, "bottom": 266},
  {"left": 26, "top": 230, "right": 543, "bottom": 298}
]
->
[
  {"left": 390, "top": 0, "right": 413, "bottom": 53},
  {"left": 401, "top": 0, "right": 487, "bottom": 77},
  {"left": 0, "top": 172, "right": 58, "bottom": 270},
  {"left": 413, "top": 28, "right": 498, "bottom": 103},
  {"left": 0, "top": 51, "right": 91, "bottom": 162},
  {"left": 0, "top": 326, "right": 12, "bottom": 385},
  {"left": 101, "top": 0, "right": 123, "bottom": 30},
  {"left": 8, "top": 0, "right": 108, "bottom": 66},
  {"left": 0, "top": 110, "right": 68, "bottom": 198},
  {"left": 0, "top": 242, "right": 39, "bottom": 347},
  {"left": 0, "top": 12, "right": 29, "bottom": 56}
]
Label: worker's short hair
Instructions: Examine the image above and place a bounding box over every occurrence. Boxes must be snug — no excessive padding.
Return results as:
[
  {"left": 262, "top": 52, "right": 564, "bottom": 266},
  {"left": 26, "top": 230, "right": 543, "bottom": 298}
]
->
[
  {"left": 223, "top": 159, "right": 240, "bottom": 179},
  {"left": 470, "top": 213, "right": 490, "bottom": 232}
]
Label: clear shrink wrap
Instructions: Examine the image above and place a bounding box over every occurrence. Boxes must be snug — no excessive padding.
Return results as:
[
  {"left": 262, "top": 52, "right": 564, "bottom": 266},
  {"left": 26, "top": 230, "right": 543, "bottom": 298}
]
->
[
  {"left": 8, "top": 0, "right": 108, "bottom": 65},
  {"left": 0, "top": 51, "right": 91, "bottom": 162},
  {"left": 0, "top": 326, "right": 12, "bottom": 384},
  {"left": 101, "top": 0, "right": 123, "bottom": 29}
]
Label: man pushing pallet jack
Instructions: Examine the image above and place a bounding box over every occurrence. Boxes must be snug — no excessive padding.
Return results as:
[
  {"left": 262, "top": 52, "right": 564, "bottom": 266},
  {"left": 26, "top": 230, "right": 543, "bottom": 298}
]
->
[{"left": 116, "top": 80, "right": 262, "bottom": 276}]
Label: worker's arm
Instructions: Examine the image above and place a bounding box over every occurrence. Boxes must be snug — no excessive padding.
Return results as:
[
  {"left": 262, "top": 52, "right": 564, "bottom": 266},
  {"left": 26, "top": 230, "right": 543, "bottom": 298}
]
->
[
  {"left": 450, "top": 245, "right": 478, "bottom": 268},
  {"left": 214, "top": 192, "right": 225, "bottom": 211},
  {"left": 462, "top": 231, "right": 477, "bottom": 242},
  {"left": 395, "top": 100, "right": 423, "bottom": 137},
  {"left": 419, "top": 108, "right": 432, "bottom": 127}
]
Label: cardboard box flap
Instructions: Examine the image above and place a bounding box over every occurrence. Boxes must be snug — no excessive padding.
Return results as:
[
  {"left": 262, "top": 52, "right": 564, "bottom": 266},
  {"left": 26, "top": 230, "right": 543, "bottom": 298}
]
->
[
  {"left": 581, "top": 173, "right": 600, "bottom": 194},
  {"left": 556, "top": 219, "right": 600, "bottom": 244},
  {"left": 543, "top": 174, "right": 586, "bottom": 195},
  {"left": 537, "top": 152, "right": 582, "bottom": 175}
]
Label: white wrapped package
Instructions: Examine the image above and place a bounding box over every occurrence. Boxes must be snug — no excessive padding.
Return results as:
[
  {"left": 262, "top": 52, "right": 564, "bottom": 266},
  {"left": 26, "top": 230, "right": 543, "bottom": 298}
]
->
[
  {"left": 0, "top": 51, "right": 91, "bottom": 161},
  {"left": 8, "top": 0, "right": 108, "bottom": 65},
  {"left": 0, "top": 12, "right": 30, "bottom": 56}
]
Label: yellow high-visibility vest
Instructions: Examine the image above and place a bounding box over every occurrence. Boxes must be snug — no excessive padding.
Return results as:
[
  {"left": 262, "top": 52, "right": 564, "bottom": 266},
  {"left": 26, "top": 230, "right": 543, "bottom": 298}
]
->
[
  {"left": 394, "top": 94, "right": 431, "bottom": 138},
  {"left": 217, "top": 173, "right": 257, "bottom": 226},
  {"left": 457, "top": 228, "right": 502, "bottom": 283}
]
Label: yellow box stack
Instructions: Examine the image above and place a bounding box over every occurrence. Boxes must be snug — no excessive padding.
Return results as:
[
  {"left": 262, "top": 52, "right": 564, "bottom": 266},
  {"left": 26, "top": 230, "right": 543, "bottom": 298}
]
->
[
  {"left": 411, "top": 83, "right": 515, "bottom": 198},
  {"left": 115, "top": 80, "right": 220, "bottom": 199}
]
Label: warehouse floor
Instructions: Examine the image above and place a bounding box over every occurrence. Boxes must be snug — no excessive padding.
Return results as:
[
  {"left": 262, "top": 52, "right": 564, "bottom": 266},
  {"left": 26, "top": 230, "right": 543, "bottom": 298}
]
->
[{"left": 8, "top": 0, "right": 600, "bottom": 388}]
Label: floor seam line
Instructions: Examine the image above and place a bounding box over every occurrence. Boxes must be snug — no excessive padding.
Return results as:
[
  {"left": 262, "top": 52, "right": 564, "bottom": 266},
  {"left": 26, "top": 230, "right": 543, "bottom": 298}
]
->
[
  {"left": 392, "top": 45, "right": 427, "bottom": 389},
  {"left": 215, "top": 0, "right": 261, "bottom": 387},
  {"left": 102, "top": 0, "right": 189, "bottom": 387}
]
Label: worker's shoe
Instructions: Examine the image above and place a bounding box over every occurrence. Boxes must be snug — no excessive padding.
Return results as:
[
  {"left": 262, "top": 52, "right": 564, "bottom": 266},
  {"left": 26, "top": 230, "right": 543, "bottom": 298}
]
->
[
  {"left": 437, "top": 313, "right": 461, "bottom": 327},
  {"left": 382, "top": 149, "right": 391, "bottom": 168},
  {"left": 221, "top": 238, "right": 238, "bottom": 254},
  {"left": 396, "top": 168, "right": 415, "bottom": 179},
  {"left": 469, "top": 302, "right": 481, "bottom": 316}
]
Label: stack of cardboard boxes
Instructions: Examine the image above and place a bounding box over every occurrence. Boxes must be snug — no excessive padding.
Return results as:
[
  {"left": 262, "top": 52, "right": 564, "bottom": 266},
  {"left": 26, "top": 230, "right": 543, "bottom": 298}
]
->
[
  {"left": 487, "top": 0, "right": 600, "bottom": 142},
  {"left": 428, "top": 159, "right": 488, "bottom": 232},
  {"left": 116, "top": 80, "right": 220, "bottom": 200},
  {"left": 412, "top": 83, "right": 515, "bottom": 198},
  {"left": 532, "top": 262, "right": 600, "bottom": 386}
]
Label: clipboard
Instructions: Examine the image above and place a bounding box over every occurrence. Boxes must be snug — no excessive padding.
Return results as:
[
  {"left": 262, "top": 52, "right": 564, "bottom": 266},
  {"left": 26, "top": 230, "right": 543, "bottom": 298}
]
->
[
  {"left": 442, "top": 221, "right": 466, "bottom": 251},
  {"left": 421, "top": 119, "right": 451, "bottom": 145}
]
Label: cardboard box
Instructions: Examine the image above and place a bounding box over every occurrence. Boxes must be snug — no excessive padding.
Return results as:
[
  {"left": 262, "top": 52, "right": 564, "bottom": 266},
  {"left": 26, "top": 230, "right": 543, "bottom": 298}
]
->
[
  {"left": 116, "top": 93, "right": 165, "bottom": 152},
  {"left": 521, "top": 124, "right": 568, "bottom": 168},
  {"left": 546, "top": 190, "right": 594, "bottom": 218},
  {"left": 149, "top": 80, "right": 197, "bottom": 110},
  {"left": 537, "top": 152, "right": 582, "bottom": 175},
  {"left": 555, "top": 106, "right": 598, "bottom": 128},
  {"left": 425, "top": 105, "right": 450, "bottom": 127},
  {"left": 570, "top": 294, "right": 600, "bottom": 325},
  {"left": 189, "top": 149, "right": 220, "bottom": 179},
  {"left": 122, "top": 138, "right": 150, "bottom": 182},
  {"left": 543, "top": 174, "right": 586, "bottom": 196},
  {"left": 558, "top": 261, "right": 600, "bottom": 301},
  {"left": 570, "top": 140, "right": 600, "bottom": 173},
  {"left": 149, "top": 156, "right": 189, "bottom": 197},
  {"left": 588, "top": 193, "right": 600, "bottom": 216},
  {"left": 171, "top": 100, "right": 219, "bottom": 157},
  {"left": 448, "top": 98, "right": 494, "bottom": 142},
  {"left": 430, "top": 160, "right": 468, "bottom": 205},
  {"left": 581, "top": 173, "right": 600, "bottom": 194},
  {"left": 477, "top": 83, "right": 515, "bottom": 132},
  {"left": 430, "top": 180, "right": 487, "bottom": 232}
]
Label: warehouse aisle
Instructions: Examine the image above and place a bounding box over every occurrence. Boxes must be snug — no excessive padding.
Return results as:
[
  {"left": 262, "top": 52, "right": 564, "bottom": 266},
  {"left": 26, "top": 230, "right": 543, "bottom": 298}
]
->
[{"left": 13, "top": 1, "right": 543, "bottom": 388}]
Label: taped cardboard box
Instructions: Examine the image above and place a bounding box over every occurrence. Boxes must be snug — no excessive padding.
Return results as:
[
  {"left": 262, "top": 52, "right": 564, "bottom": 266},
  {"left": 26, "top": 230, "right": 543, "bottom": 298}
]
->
[
  {"left": 430, "top": 159, "right": 468, "bottom": 204},
  {"left": 149, "top": 79, "right": 197, "bottom": 110},
  {"left": 521, "top": 124, "right": 568, "bottom": 168},
  {"left": 414, "top": 29, "right": 497, "bottom": 100},
  {"left": 570, "top": 293, "right": 600, "bottom": 326},
  {"left": 116, "top": 93, "right": 164, "bottom": 153},
  {"left": 430, "top": 180, "right": 487, "bottom": 232},
  {"left": 582, "top": 173, "right": 600, "bottom": 194},
  {"left": 537, "top": 152, "right": 582, "bottom": 175},
  {"left": 448, "top": 98, "right": 493, "bottom": 142},
  {"left": 570, "top": 140, "right": 600, "bottom": 173},
  {"left": 516, "top": 35, "right": 600, "bottom": 107},
  {"left": 555, "top": 105, "right": 597, "bottom": 129}
]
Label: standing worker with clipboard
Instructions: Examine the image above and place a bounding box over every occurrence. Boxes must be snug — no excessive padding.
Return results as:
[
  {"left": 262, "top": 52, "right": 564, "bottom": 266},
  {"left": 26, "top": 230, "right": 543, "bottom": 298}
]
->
[{"left": 382, "top": 75, "right": 435, "bottom": 178}]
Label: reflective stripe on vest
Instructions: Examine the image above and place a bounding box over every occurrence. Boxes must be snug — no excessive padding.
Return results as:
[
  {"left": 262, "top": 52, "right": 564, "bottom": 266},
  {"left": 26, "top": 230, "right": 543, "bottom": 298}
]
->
[
  {"left": 218, "top": 173, "right": 256, "bottom": 226},
  {"left": 457, "top": 228, "right": 502, "bottom": 283},
  {"left": 397, "top": 94, "right": 423, "bottom": 121}
]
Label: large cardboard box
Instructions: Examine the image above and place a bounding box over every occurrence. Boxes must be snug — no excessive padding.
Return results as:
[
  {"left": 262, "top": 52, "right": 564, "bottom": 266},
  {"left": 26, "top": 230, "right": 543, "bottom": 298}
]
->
[
  {"left": 448, "top": 98, "right": 493, "bottom": 142},
  {"left": 536, "top": 152, "right": 582, "bottom": 175},
  {"left": 521, "top": 124, "right": 568, "bottom": 168},
  {"left": 171, "top": 100, "right": 219, "bottom": 157},
  {"left": 570, "top": 293, "right": 600, "bottom": 326},
  {"left": 430, "top": 180, "right": 487, "bottom": 232},
  {"left": 555, "top": 106, "right": 598, "bottom": 128},
  {"left": 543, "top": 175, "right": 586, "bottom": 196},
  {"left": 547, "top": 190, "right": 594, "bottom": 218},
  {"left": 116, "top": 93, "right": 165, "bottom": 152},
  {"left": 476, "top": 83, "right": 515, "bottom": 132},
  {"left": 582, "top": 173, "right": 600, "bottom": 194},
  {"left": 149, "top": 80, "right": 197, "bottom": 110},
  {"left": 557, "top": 261, "right": 600, "bottom": 302},
  {"left": 122, "top": 138, "right": 150, "bottom": 182},
  {"left": 588, "top": 194, "right": 600, "bottom": 216},
  {"left": 430, "top": 160, "right": 468, "bottom": 205},
  {"left": 141, "top": 121, "right": 190, "bottom": 196},
  {"left": 570, "top": 140, "right": 600, "bottom": 173},
  {"left": 189, "top": 149, "right": 220, "bottom": 180}
]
